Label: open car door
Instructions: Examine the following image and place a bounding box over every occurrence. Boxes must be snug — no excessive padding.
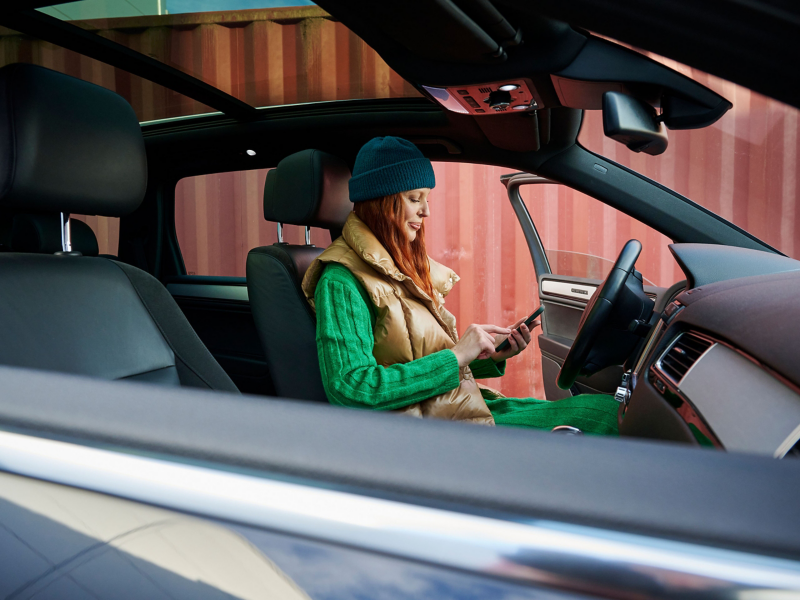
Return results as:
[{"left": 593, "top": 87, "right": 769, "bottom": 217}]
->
[{"left": 502, "top": 173, "right": 686, "bottom": 400}]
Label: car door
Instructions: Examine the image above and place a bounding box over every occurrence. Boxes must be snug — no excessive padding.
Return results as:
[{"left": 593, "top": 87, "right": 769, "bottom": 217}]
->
[{"left": 502, "top": 173, "right": 687, "bottom": 400}]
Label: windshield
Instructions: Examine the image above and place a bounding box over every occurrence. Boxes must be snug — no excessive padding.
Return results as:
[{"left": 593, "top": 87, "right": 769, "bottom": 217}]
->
[
  {"left": 578, "top": 45, "right": 799, "bottom": 260},
  {"left": 31, "top": 0, "right": 420, "bottom": 121}
]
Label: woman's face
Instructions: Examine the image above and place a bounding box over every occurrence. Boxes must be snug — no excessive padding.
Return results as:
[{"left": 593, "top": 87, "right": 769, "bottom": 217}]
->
[{"left": 400, "top": 188, "right": 431, "bottom": 242}]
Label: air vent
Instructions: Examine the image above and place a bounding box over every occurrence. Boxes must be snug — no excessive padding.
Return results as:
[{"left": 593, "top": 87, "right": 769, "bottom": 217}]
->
[
  {"left": 657, "top": 333, "right": 714, "bottom": 385},
  {"left": 479, "top": 87, "right": 492, "bottom": 94}
]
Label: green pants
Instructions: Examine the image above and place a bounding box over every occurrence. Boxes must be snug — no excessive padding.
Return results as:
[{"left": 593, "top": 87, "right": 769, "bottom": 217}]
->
[{"left": 484, "top": 394, "right": 620, "bottom": 435}]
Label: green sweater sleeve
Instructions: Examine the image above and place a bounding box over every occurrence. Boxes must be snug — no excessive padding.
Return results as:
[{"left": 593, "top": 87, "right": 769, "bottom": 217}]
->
[
  {"left": 315, "top": 264, "right": 461, "bottom": 410},
  {"left": 469, "top": 357, "right": 506, "bottom": 379}
]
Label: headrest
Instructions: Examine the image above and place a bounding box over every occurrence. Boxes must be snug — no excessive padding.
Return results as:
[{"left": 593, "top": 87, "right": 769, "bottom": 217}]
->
[
  {"left": 11, "top": 213, "right": 99, "bottom": 257},
  {"left": 263, "top": 149, "right": 352, "bottom": 228},
  {"left": 0, "top": 63, "right": 147, "bottom": 217}
]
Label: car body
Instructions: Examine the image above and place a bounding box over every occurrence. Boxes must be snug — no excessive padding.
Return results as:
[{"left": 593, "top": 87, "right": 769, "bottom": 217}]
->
[{"left": 1, "top": 1, "right": 800, "bottom": 598}]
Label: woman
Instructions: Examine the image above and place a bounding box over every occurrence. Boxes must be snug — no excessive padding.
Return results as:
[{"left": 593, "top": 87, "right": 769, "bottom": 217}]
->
[{"left": 302, "top": 136, "right": 620, "bottom": 434}]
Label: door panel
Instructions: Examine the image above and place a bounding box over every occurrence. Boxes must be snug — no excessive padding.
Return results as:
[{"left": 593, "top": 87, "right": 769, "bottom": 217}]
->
[
  {"left": 537, "top": 274, "right": 668, "bottom": 399},
  {"left": 166, "top": 277, "right": 276, "bottom": 396}
]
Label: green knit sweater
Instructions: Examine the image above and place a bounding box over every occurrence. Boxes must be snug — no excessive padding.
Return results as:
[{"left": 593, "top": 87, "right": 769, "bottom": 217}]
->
[{"left": 315, "top": 263, "right": 620, "bottom": 434}]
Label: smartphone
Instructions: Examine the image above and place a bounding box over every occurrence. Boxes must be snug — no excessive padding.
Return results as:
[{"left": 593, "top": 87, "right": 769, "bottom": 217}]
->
[{"left": 495, "top": 305, "right": 545, "bottom": 352}]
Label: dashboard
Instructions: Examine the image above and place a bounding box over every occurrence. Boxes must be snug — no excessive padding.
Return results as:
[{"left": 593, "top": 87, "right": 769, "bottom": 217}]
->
[{"left": 620, "top": 244, "right": 800, "bottom": 458}]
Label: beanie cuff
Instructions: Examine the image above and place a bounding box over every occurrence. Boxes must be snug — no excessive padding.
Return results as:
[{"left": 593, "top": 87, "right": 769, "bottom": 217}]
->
[{"left": 349, "top": 157, "right": 435, "bottom": 202}]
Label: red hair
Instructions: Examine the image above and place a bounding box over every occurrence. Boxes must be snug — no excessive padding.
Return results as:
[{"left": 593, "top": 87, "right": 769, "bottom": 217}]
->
[{"left": 354, "top": 194, "right": 438, "bottom": 304}]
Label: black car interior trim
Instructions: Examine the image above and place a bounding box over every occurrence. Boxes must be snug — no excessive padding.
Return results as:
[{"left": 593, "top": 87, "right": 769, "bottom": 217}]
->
[{"left": 669, "top": 243, "right": 800, "bottom": 288}]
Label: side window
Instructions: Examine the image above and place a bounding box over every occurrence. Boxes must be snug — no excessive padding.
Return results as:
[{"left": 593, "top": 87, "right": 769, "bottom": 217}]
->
[
  {"left": 520, "top": 184, "right": 683, "bottom": 288},
  {"left": 71, "top": 215, "right": 120, "bottom": 257},
  {"left": 427, "top": 162, "right": 544, "bottom": 400},
  {"left": 174, "top": 170, "right": 332, "bottom": 277}
]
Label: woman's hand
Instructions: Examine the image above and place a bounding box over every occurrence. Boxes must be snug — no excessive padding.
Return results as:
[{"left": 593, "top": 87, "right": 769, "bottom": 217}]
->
[
  {"left": 451, "top": 324, "right": 512, "bottom": 368},
  {"left": 491, "top": 316, "right": 537, "bottom": 362}
]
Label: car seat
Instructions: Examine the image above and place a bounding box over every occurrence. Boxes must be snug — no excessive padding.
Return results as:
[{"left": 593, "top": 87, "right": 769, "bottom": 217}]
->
[
  {"left": 246, "top": 149, "right": 351, "bottom": 402},
  {"left": 0, "top": 63, "right": 238, "bottom": 392}
]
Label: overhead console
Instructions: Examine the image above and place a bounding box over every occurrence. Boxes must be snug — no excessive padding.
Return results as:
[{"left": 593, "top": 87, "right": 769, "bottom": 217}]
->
[
  {"left": 422, "top": 79, "right": 542, "bottom": 115},
  {"left": 318, "top": 0, "right": 732, "bottom": 156}
]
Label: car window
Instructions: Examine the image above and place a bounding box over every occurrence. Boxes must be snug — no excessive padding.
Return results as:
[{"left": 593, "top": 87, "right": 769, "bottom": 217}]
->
[
  {"left": 519, "top": 184, "right": 682, "bottom": 288},
  {"left": 174, "top": 169, "right": 332, "bottom": 277},
  {"left": 34, "top": 1, "right": 421, "bottom": 122},
  {"left": 71, "top": 215, "right": 120, "bottom": 257},
  {"left": 579, "top": 42, "right": 800, "bottom": 260}
]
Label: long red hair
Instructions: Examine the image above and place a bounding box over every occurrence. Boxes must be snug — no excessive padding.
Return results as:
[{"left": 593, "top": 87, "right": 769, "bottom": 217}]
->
[{"left": 353, "top": 193, "right": 438, "bottom": 304}]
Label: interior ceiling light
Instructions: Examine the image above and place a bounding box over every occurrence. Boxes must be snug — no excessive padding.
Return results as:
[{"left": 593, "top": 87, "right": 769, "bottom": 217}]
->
[
  {"left": 499, "top": 84, "right": 519, "bottom": 92},
  {"left": 512, "top": 104, "right": 530, "bottom": 110},
  {"left": 246, "top": 149, "right": 256, "bottom": 156}
]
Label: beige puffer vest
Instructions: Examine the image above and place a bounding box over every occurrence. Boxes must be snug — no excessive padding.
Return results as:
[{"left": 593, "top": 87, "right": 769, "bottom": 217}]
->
[{"left": 302, "top": 213, "right": 496, "bottom": 424}]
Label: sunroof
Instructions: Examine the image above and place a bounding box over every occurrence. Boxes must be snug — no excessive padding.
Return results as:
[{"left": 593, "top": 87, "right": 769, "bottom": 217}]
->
[
  {"left": 35, "top": 0, "right": 421, "bottom": 115},
  {"left": 0, "top": 25, "right": 216, "bottom": 122}
]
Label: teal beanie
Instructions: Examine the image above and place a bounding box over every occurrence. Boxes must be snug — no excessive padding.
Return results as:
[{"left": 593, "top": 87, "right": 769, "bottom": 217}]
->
[{"left": 349, "top": 136, "right": 436, "bottom": 202}]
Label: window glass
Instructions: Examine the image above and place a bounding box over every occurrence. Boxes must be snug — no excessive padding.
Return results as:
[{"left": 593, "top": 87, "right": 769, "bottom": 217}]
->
[
  {"left": 72, "top": 215, "right": 120, "bottom": 256},
  {"left": 578, "top": 43, "right": 800, "bottom": 259},
  {"left": 519, "top": 184, "right": 683, "bottom": 288},
  {"left": 175, "top": 169, "right": 331, "bottom": 277},
  {"left": 36, "top": 1, "right": 421, "bottom": 116},
  {"left": 0, "top": 27, "right": 215, "bottom": 121}
]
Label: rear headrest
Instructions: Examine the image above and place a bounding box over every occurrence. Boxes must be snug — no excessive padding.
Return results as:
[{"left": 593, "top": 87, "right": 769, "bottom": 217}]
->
[
  {"left": 263, "top": 149, "right": 352, "bottom": 228},
  {"left": 11, "top": 213, "right": 99, "bottom": 257},
  {"left": 0, "top": 63, "right": 147, "bottom": 217}
]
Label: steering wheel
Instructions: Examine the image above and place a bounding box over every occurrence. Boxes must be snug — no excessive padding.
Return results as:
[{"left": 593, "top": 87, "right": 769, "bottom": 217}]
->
[{"left": 556, "top": 239, "right": 643, "bottom": 390}]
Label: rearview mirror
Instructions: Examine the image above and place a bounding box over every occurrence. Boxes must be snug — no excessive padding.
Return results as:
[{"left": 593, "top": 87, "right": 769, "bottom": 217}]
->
[{"left": 602, "top": 92, "right": 668, "bottom": 156}]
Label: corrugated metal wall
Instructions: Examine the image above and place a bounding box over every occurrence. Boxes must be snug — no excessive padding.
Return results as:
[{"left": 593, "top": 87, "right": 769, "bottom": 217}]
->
[{"left": 0, "top": 6, "right": 419, "bottom": 122}]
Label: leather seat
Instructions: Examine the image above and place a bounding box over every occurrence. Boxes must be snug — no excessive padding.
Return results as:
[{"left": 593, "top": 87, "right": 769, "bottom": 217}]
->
[
  {"left": 0, "top": 63, "right": 238, "bottom": 392},
  {"left": 246, "top": 150, "right": 352, "bottom": 402}
]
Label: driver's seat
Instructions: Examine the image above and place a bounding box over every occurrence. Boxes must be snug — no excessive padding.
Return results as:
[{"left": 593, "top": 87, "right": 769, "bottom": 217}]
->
[{"left": 246, "top": 150, "right": 352, "bottom": 402}]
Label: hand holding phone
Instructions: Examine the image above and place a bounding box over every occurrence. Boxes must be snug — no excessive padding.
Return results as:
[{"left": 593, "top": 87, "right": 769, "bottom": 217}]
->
[{"left": 495, "top": 305, "right": 545, "bottom": 352}]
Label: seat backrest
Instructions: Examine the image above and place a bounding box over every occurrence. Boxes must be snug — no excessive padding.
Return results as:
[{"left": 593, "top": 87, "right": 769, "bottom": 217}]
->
[
  {"left": 0, "top": 63, "right": 238, "bottom": 393},
  {"left": 246, "top": 149, "right": 351, "bottom": 402}
]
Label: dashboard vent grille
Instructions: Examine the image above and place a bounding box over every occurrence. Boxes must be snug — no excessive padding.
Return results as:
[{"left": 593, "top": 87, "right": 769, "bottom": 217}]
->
[{"left": 658, "top": 333, "right": 713, "bottom": 384}]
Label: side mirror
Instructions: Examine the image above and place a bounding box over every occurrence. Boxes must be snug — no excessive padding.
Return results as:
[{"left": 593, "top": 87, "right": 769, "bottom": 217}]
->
[{"left": 602, "top": 92, "right": 668, "bottom": 156}]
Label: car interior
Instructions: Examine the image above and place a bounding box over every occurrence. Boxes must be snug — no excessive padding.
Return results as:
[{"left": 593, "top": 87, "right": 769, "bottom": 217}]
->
[{"left": 1, "top": 0, "right": 800, "bottom": 566}]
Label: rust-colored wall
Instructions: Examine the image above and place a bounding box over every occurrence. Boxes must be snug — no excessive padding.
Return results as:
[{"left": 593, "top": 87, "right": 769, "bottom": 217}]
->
[{"left": 0, "top": 6, "right": 419, "bottom": 122}]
